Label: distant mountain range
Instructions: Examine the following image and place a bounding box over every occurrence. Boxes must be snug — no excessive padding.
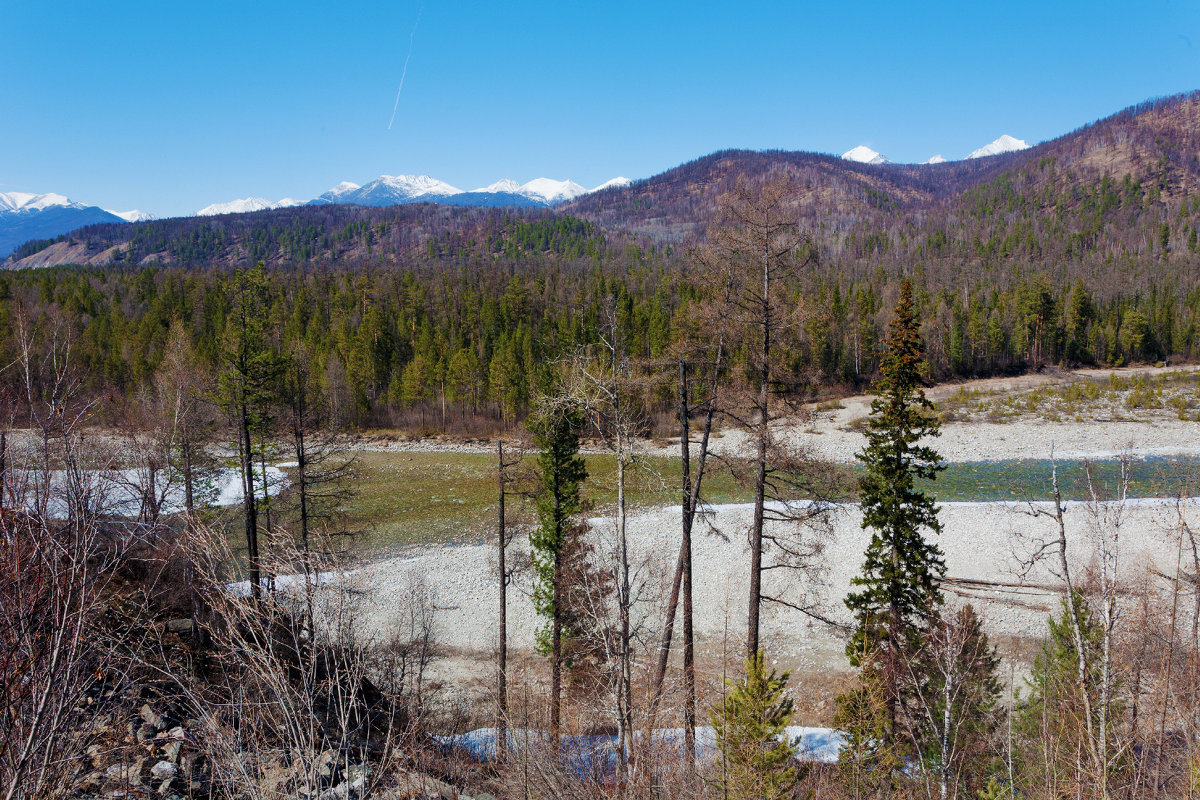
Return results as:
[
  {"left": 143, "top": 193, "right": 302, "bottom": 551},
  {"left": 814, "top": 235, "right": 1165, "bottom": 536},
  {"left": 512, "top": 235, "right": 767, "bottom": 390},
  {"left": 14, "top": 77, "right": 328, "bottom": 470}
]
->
[
  {"left": 8, "top": 95, "right": 1195, "bottom": 263},
  {"left": 0, "top": 192, "right": 150, "bottom": 259},
  {"left": 10, "top": 91, "right": 1200, "bottom": 272},
  {"left": 191, "top": 175, "right": 631, "bottom": 217},
  {"left": 840, "top": 135, "right": 1031, "bottom": 166},
  {"left": 0, "top": 176, "right": 631, "bottom": 257}
]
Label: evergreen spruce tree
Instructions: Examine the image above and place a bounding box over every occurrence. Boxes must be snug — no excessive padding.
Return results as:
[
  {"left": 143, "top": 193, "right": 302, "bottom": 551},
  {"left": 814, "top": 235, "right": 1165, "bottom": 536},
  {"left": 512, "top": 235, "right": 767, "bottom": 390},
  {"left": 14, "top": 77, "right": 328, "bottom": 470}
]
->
[
  {"left": 528, "top": 397, "right": 588, "bottom": 736},
  {"left": 710, "top": 651, "right": 798, "bottom": 800},
  {"left": 843, "top": 278, "right": 946, "bottom": 739}
]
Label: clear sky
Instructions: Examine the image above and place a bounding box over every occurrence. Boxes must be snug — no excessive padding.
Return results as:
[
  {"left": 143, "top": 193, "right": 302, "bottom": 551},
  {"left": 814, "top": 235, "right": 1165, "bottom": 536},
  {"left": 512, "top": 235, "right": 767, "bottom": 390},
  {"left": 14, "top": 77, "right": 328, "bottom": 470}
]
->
[{"left": 3, "top": 0, "right": 1198, "bottom": 217}]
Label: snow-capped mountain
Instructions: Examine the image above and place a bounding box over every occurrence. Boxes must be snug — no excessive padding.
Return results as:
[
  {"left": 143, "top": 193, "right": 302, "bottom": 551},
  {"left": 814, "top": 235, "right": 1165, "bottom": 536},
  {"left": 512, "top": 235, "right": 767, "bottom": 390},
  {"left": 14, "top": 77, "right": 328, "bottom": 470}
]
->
[
  {"left": 1, "top": 191, "right": 129, "bottom": 259},
  {"left": 196, "top": 197, "right": 300, "bottom": 216},
  {"left": 0, "top": 191, "right": 83, "bottom": 213},
  {"left": 591, "top": 177, "right": 632, "bottom": 192},
  {"left": 841, "top": 145, "right": 889, "bottom": 165},
  {"left": 966, "top": 135, "right": 1030, "bottom": 159},
  {"left": 923, "top": 154, "right": 947, "bottom": 165},
  {"left": 308, "top": 174, "right": 627, "bottom": 210},
  {"left": 470, "top": 179, "right": 523, "bottom": 194},
  {"left": 106, "top": 209, "right": 155, "bottom": 223},
  {"left": 310, "top": 175, "right": 463, "bottom": 208},
  {"left": 518, "top": 178, "right": 588, "bottom": 204},
  {"left": 311, "top": 181, "right": 361, "bottom": 205}
]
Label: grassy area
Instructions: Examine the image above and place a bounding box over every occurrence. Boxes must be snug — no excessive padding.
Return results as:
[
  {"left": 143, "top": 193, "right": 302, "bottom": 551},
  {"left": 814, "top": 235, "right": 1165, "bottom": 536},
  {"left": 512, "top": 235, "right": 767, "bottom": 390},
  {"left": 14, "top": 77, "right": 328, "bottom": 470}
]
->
[
  {"left": 931, "top": 456, "right": 1200, "bottom": 502},
  {"left": 937, "top": 370, "right": 1200, "bottom": 423},
  {"left": 259, "top": 451, "right": 1197, "bottom": 554},
  {"left": 318, "top": 451, "right": 765, "bottom": 552}
]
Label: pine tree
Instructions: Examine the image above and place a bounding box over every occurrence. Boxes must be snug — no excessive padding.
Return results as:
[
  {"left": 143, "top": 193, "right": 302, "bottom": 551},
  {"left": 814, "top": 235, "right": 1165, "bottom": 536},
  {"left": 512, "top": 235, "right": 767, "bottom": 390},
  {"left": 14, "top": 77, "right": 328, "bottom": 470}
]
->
[
  {"left": 528, "top": 397, "right": 588, "bottom": 736},
  {"left": 844, "top": 278, "right": 946, "bottom": 738},
  {"left": 710, "top": 651, "right": 798, "bottom": 800}
]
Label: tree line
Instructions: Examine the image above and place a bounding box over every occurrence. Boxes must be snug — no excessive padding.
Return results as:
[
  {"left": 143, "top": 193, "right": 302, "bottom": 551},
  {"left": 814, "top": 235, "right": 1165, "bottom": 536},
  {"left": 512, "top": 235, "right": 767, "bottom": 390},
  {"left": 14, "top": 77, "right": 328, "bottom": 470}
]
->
[{"left": 1, "top": 256, "right": 1198, "bottom": 435}]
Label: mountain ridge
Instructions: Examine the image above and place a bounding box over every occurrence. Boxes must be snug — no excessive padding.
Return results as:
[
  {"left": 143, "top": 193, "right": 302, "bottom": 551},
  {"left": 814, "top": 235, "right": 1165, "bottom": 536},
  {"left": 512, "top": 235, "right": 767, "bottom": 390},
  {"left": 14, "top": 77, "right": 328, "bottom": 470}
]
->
[{"left": 7, "top": 91, "right": 1200, "bottom": 268}]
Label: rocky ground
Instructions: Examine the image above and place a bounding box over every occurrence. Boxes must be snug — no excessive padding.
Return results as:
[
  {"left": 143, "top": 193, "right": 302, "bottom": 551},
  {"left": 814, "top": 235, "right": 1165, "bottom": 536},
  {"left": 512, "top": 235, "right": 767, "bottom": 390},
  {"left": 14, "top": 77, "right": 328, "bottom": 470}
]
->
[
  {"left": 351, "top": 496, "right": 1194, "bottom": 687},
  {"left": 344, "top": 364, "right": 1200, "bottom": 465},
  {"left": 74, "top": 682, "right": 493, "bottom": 800}
]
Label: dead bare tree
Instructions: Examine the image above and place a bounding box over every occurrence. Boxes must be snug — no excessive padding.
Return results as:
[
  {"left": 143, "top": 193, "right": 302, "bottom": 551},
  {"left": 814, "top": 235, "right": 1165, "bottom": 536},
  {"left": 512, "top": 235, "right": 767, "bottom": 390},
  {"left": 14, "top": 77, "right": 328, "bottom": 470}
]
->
[
  {"left": 696, "top": 176, "right": 819, "bottom": 656},
  {"left": 1017, "top": 454, "right": 1135, "bottom": 799},
  {"left": 495, "top": 436, "right": 532, "bottom": 761},
  {"left": 282, "top": 344, "right": 357, "bottom": 638},
  {"left": 561, "top": 302, "right": 650, "bottom": 773},
  {"left": 700, "top": 179, "right": 820, "bottom": 657}
]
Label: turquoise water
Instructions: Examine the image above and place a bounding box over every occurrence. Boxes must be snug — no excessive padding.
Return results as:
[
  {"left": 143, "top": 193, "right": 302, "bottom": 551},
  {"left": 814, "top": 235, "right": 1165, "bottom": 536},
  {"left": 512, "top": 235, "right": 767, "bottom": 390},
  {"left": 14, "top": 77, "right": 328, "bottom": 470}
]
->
[{"left": 924, "top": 456, "right": 1200, "bottom": 502}]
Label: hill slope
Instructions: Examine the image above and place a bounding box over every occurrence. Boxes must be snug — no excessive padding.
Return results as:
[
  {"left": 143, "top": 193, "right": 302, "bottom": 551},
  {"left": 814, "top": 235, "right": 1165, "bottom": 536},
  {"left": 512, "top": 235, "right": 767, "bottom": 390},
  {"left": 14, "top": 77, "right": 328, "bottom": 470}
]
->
[{"left": 7, "top": 92, "right": 1200, "bottom": 271}]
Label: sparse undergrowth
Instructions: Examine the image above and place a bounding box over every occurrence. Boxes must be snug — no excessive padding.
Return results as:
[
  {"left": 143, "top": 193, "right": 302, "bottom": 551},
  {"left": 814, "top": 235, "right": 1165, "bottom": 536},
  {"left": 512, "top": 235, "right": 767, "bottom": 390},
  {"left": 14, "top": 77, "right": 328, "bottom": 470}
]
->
[{"left": 936, "top": 369, "right": 1200, "bottom": 423}]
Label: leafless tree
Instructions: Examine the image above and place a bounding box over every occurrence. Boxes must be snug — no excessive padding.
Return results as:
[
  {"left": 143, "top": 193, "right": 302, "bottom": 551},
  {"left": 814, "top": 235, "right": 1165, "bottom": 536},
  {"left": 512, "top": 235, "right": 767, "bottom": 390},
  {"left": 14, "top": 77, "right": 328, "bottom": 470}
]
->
[
  {"left": 696, "top": 176, "right": 823, "bottom": 656},
  {"left": 561, "top": 302, "right": 651, "bottom": 773},
  {"left": 1017, "top": 454, "right": 1135, "bottom": 799}
]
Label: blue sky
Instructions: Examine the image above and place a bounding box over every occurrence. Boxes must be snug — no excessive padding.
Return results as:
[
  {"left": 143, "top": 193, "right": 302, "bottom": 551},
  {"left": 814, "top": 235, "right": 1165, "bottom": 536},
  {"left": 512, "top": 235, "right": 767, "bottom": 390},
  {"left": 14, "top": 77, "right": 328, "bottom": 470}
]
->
[{"left": 3, "top": 0, "right": 1197, "bottom": 217}]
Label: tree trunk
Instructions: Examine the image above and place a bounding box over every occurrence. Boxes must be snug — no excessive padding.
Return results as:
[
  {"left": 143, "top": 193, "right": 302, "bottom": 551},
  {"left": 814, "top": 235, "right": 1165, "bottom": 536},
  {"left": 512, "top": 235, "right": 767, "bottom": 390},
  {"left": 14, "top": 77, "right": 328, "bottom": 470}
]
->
[
  {"left": 0, "top": 430, "right": 6, "bottom": 512},
  {"left": 240, "top": 403, "right": 261, "bottom": 600},
  {"left": 551, "top": 473, "right": 563, "bottom": 738},
  {"left": 497, "top": 441, "right": 508, "bottom": 759},
  {"left": 616, "top": 454, "right": 632, "bottom": 775},
  {"left": 551, "top": 605, "right": 562, "bottom": 737},
  {"left": 748, "top": 245, "right": 770, "bottom": 657},
  {"left": 678, "top": 360, "right": 697, "bottom": 765}
]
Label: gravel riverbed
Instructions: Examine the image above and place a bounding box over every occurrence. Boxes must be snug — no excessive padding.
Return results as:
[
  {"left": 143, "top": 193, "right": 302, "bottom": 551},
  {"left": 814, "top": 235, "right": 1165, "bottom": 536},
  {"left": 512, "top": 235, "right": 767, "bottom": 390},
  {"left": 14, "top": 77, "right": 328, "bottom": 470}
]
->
[{"left": 351, "top": 496, "right": 1196, "bottom": 674}]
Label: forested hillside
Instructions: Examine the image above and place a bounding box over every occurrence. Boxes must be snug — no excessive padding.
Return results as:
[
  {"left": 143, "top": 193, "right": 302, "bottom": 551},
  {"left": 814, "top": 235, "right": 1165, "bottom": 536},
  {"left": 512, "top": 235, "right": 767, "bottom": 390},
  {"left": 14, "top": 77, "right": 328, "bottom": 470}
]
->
[{"left": 3, "top": 93, "right": 1200, "bottom": 432}]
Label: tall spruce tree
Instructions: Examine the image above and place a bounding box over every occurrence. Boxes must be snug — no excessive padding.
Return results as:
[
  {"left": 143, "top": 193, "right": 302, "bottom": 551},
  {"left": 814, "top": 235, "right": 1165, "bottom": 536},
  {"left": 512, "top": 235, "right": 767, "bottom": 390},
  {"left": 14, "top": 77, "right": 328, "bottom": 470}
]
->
[
  {"left": 844, "top": 278, "right": 946, "bottom": 734},
  {"left": 528, "top": 397, "right": 588, "bottom": 736}
]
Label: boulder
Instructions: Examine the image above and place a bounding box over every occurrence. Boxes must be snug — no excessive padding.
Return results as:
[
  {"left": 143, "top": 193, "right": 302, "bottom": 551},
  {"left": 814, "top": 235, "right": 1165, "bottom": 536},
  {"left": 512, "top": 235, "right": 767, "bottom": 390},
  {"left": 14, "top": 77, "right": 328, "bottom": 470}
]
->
[
  {"left": 162, "top": 740, "right": 183, "bottom": 763},
  {"left": 139, "top": 704, "right": 165, "bottom": 731},
  {"left": 393, "top": 770, "right": 458, "bottom": 799},
  {"left": 150, "top": 760, "right": 178, "bottom": 781}
]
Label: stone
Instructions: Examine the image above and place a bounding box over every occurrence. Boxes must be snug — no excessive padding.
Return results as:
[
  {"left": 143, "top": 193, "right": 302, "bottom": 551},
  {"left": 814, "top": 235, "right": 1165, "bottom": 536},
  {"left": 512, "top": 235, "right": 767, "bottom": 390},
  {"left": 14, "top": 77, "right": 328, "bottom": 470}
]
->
[
  {"left": 162, "top": 740, "right": 183, "bottom": 763},
  {"left": 150, "top": 760, "right": 177, "bottom": 781},
  {"left": 104, "top": 762, "right": 143, "bottom": 786},
  {"left": 316, "top": 749, "right": 338, "bottom": 779},
  {"left": 394, "top": 770, "right": 458, "bottom": 799},
  {"left": 139, "top": 704, "right": 165, "bottom": 731},
  {"left": 166, "top": 618, "right": 193, "bottom": 634}
]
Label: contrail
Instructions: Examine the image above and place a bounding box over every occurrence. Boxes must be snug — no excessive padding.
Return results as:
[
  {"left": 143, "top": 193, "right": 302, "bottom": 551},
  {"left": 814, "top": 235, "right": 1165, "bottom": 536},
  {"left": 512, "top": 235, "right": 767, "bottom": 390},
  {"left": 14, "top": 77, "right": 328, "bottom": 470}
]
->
[{"left": 388, "top": 4, "right": 424, "bottom": 130}]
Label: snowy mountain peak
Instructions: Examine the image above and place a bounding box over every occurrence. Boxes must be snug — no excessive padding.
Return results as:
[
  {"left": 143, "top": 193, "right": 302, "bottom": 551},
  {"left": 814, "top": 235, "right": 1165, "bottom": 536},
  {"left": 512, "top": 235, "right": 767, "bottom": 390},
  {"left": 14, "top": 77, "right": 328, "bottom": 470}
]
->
[
  {"left": 923, "top": 154, "right": 947, "bottom": 165},
  {"left": 0, "top": 191, "right": 83, "bottom": 213},
  {"left": 591, "top": 177, "right": 632, "bottom": 192},
  {"left": 471, "top": 179, "right": 523, "bottom": 194},
  {"left": 106, "top": 209, "right": 155, "bottom": 223},
  {"left": 966, "top": 135, "right": 1030, "bottom": 160},
  {"left": 368, "top": 174, "right": 462, "bottom": 198},
  {"left": 196, "top": 197, "right": 297, "bottom": 216},
  {"left": 841, "top": 145, "right": 889, "bottom": 165},
  {"left": 519, "top": 178, "right": 587, "bottom": 204}
]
